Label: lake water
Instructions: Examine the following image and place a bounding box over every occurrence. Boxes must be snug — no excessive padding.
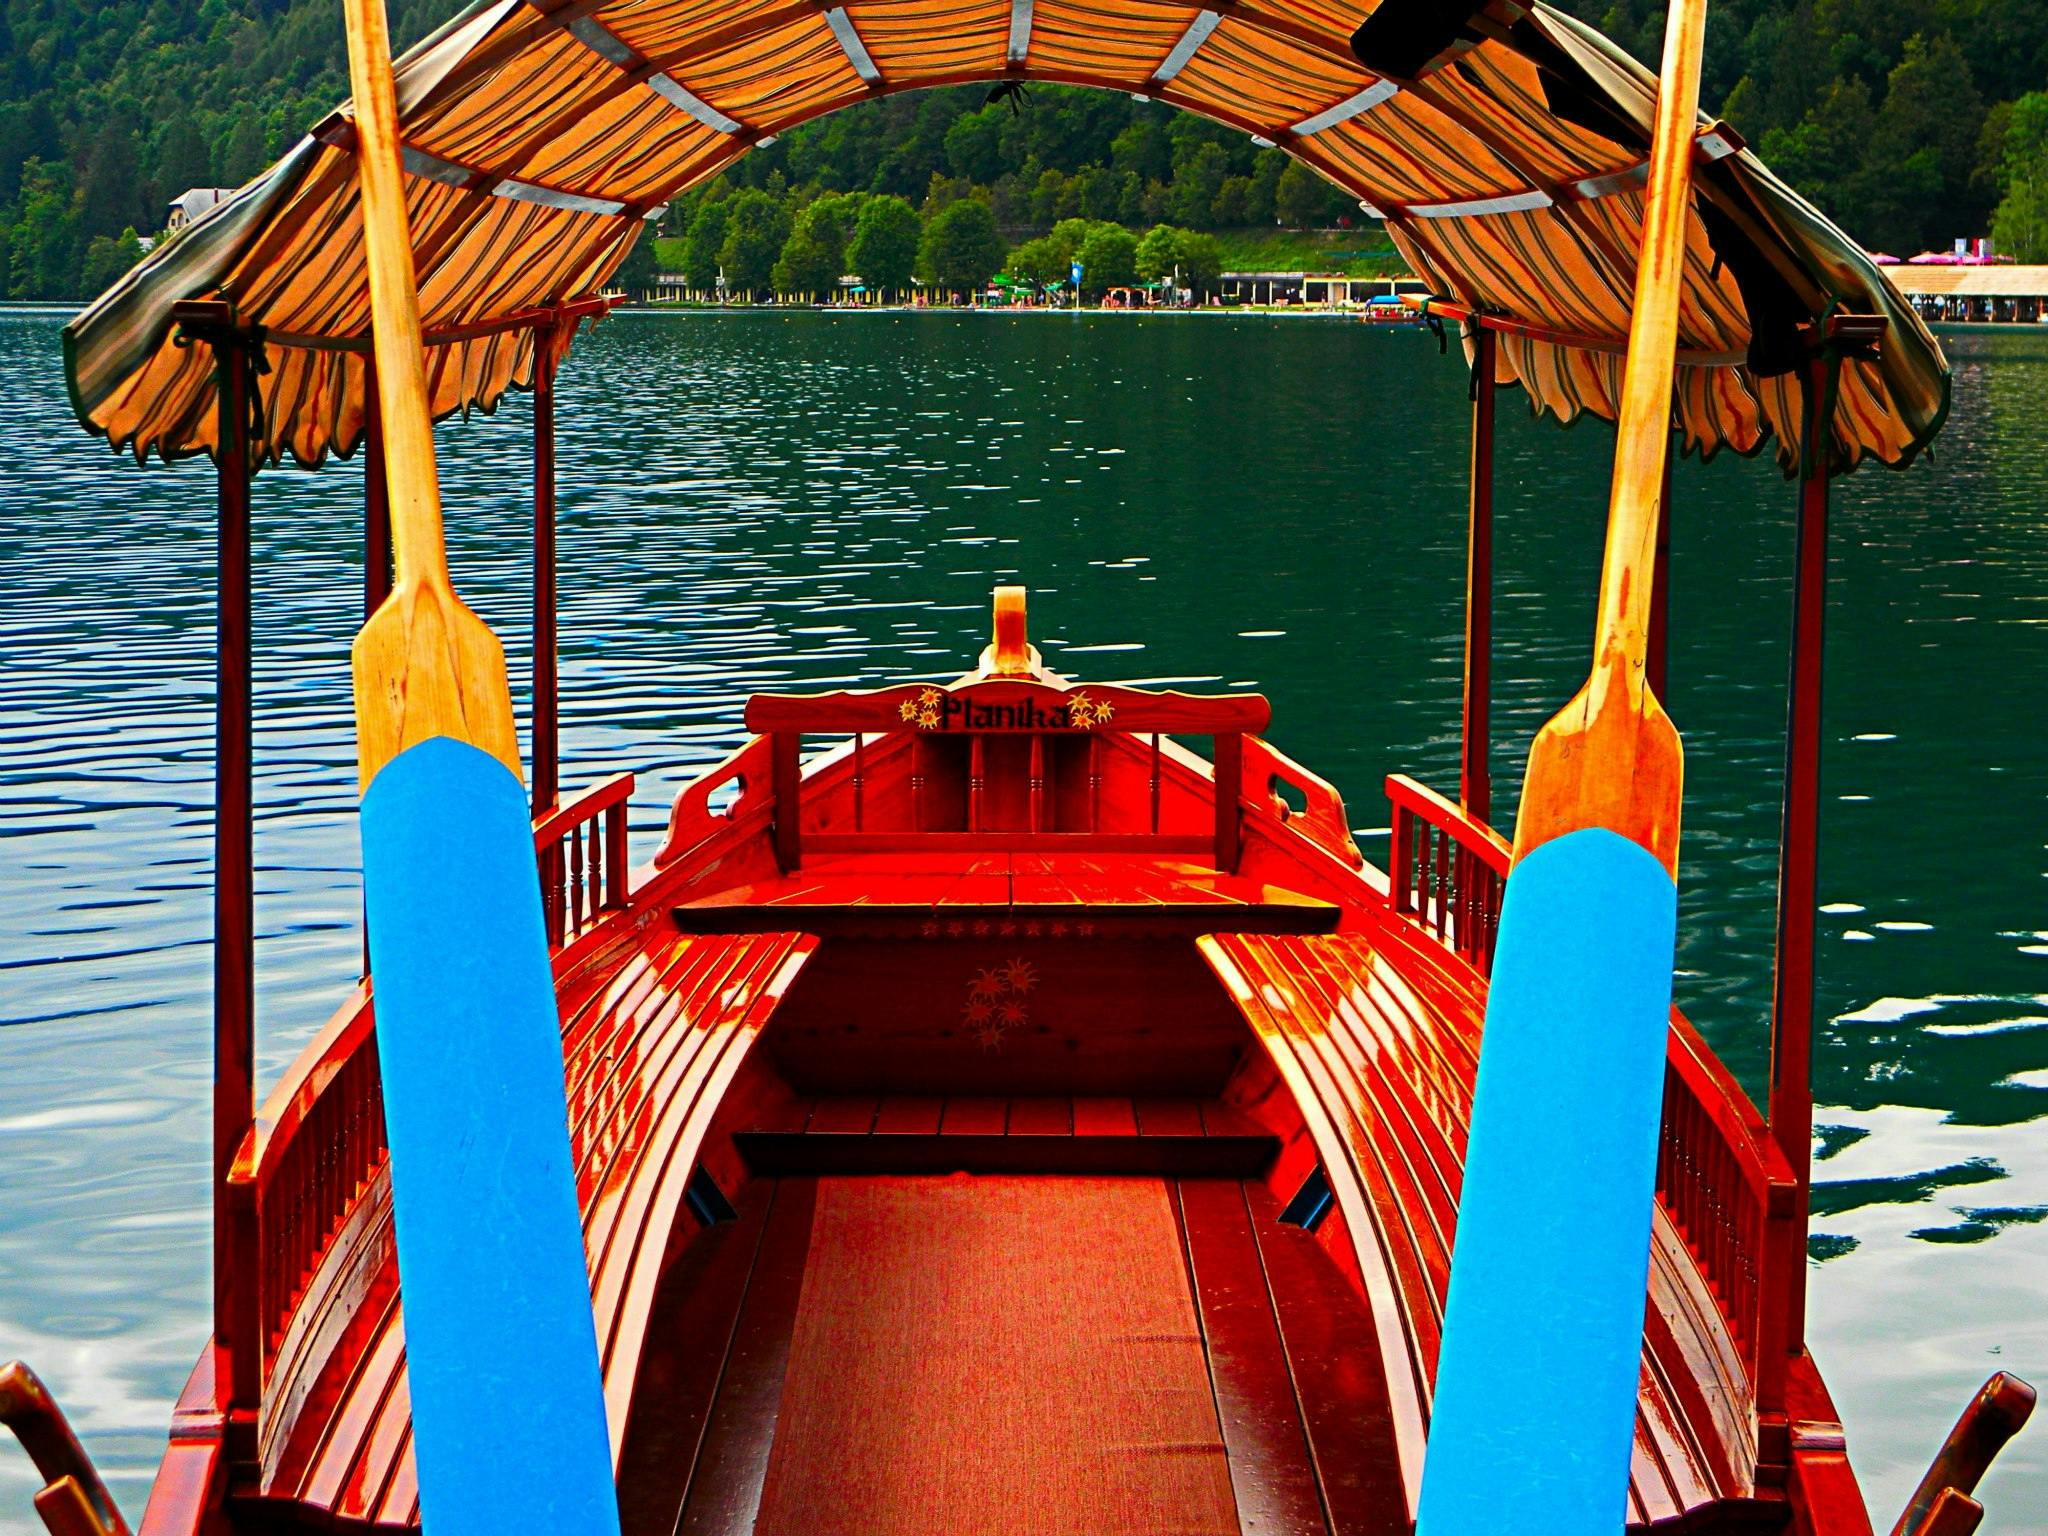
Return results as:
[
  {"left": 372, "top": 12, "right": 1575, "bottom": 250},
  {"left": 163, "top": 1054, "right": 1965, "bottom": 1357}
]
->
[{"left": 2, "top": 307, "right": 2045, "bottom": 1529}]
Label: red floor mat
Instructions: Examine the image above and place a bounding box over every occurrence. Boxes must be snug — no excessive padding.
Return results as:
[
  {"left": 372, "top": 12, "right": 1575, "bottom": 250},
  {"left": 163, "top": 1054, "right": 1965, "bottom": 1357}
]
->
[{"left": 753, "top": 1175, "right": 1239, "bottom": 1536}]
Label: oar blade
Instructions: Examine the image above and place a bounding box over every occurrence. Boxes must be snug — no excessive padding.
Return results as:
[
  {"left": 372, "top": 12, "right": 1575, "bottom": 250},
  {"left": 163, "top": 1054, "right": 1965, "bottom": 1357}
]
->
[
  {"left": 1417, "top": 827, "right": 1678, "bottom": 1535},
  {"left": 359, "top": 737, "right": 618, "bottom": 1536},
  {"left": 352, "top": 584, "right": 522, "bottom": 792},
  {"left": 1515, "top": 675, "right": 1683, "bottom": 876}
]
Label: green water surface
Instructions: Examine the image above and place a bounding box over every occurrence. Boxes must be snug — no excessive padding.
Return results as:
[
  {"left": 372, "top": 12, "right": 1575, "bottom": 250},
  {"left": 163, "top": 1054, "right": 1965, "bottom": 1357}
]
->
[{"left": 1, "top": 309, "right": 2044, "bottom": 1528}]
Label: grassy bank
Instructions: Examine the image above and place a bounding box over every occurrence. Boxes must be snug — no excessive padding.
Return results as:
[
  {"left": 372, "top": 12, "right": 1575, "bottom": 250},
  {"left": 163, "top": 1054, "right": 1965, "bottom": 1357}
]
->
[
  {"left": 649, "top": 226, "right": 1407, "bottom": 283},
  {"left": 1207, "top": 228, "right": 1404, "bottom": 275}
]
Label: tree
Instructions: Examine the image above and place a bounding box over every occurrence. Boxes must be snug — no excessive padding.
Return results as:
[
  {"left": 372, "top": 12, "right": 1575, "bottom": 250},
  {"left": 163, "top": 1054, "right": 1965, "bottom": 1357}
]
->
[
  {"left": 80, "top": 124, "right": 146, "bottom": 241},
  {"left": 1860, "top": 33, "right": 1988, "bottom": 251},
  {"left": 773, "top": 198, "right": 849, "bottom": 296},
  {"left": 1991, "top": 92, "right": 2048, "bottom": 260},
  {"left": 1170, "top": 143, "right": 1229, "bottom": 228},
  {"left": 1047, "top": 218, "right": 1096, "bottom": 264},
  {"left": 1134, "top": 224, "right": 1181, "bottom": 282},
  {"left": 1006, "top": 234, "right": 1067, "bottom": 286},
  {"left": 1110, "top": 119, "right": 1170, "bottom": 183},
  {"left": 218, "top": 113, "right": 268, "bottom": 185},
  {"left": 1174, "top": 230, "right": 1223, "bottom": 294},
  {"left": 1029, "top": 168, "right": 1066, "bottom": 226},
  {"left": 682, "top": 199, "right": 728, "bottom": 291},
  {"left": 1075, "top": 223, "right": 1137, "bottom": 296},
  {"left": 613, "top": 224, "right": 657, "bottom": 297},
  {"left": 1076, "top": 165, "right": 1121, "bottom": 222},
  {"left": 847, "top": 195, "right": 920, "bottom": 298},
  {"left": 1760, "top": 78, "right": 1881, "bottom": 238},
  {"left": 157, "top": 115, "right": 213, "bottom": 206},
  {"left": 7, "top": 159, "right": 80, "bottom": 300},
  {"left": 1212, "top": 174, "right": 1251, "bottom": 226},
  {"left": 718, "top": 188, "right": 792, "bottom": 299},
  {"left": 1247, "top": 150, "right": 1284, "bottom": 223},
  {"left": 1276, "top": 159, "right": 1339, "bottom": 227},
  {"left": 918, "top": 197, "right": 1007, "bottom": 297},
  {"left": 1133, "top": 224, "right": 1221, "bottom": 295},
  {"left": 80, "top": 227, "right": 145, "bottom": 296},
  {"left": 944, "top": 107, "right": 1004, "bottom": 183}
]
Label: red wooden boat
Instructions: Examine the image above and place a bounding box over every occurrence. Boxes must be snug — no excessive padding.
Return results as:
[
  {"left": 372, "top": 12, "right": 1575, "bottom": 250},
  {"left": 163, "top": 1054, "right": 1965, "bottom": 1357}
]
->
[
  {"left": 9, "top": 0, "right": 2038, "bottom": 1532},
  {"left": 5, "top": 580, "right": 2033, "bottom": 1535}
]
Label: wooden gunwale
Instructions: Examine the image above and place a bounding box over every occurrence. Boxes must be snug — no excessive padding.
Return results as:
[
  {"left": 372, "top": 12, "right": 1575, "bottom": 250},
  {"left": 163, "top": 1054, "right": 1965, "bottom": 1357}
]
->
[{"left": 209, "top": 666, "right": 1816, "bottom": 1535}]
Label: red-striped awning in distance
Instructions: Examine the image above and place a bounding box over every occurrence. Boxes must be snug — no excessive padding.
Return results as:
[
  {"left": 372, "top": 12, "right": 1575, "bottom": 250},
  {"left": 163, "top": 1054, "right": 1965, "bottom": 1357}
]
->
[{"left": 63, "top": 0, "right": 1946, "bottom": 476}]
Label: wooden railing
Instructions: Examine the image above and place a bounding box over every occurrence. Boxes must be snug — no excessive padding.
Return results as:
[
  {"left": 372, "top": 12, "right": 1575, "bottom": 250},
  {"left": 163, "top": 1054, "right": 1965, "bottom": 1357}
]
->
[
  {"left": 1657, "top": 1023, "right": 1787, "bottom": 1380},
  {"left": 654, "top": 736, "right": 774, "bottom": 865},
  {"left": 1244, "top": 736, "right": 1363, "bottom": 868},
  {"left": 1386, "top": 774, "right": 1510, "bottom": 976},
  {"left": 237, "top": 774, "right": 641, "bottom": 1402},
  {"left": 232, "top": 988, "right": 386, "bottom": 1383},
  {"left": 744, "top": 680, "right": 1271, "bottom": 872},
  {"left": 1379, "top": 770, "right": 1793, "bottom": 1389},
  {"left": 534, "top": 772, "right": 633, "bottom": 948}
]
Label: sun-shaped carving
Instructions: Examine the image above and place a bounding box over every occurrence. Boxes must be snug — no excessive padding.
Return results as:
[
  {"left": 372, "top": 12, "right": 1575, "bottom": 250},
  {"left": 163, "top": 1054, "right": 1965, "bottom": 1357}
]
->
[
  {"left": 1067, "top": 691, "right": 1115, "bottom": 728},
  {"left": 997, "top": 998, "right": 1028, "bottom": 1027},
  {"left": 899, "top": 696, "right": 921, "bottom": 722},
  {"left": 963, "top": 996, "right": 995, "bottom": 1026},
  {"left": 1001, "top": 957, "right": 1037, "bottom": 994},
  {"left": 975, "top": 1020, "right": 1007, "bottom": 1051},
  {"left": 906, "top": 687, "right": 944, "bottom": 730},
  {"left": 970, "top": 966, "right": 1008, "bottom": 999}
]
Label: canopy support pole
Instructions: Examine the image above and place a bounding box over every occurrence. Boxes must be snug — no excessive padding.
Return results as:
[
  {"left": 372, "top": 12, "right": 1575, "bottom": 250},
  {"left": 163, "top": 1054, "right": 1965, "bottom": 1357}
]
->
[
  {"left": 174, "top": 300, "right": 260, "bottom": 1449},
  {"left": 533, "top": 331, "right": 559, "bottom": 821},
  {"left": 365, "top": 355, "right": 391, "bottom": 617},
  {"left": 1460, "top": 324, "right": 1496, "bottom": 825},
  {"left": 1760, "top": 352, "right": 1840, "bottom": 1428},
  {"left": 1648, "top": 436, "right": 1673, "bottom": 699}
]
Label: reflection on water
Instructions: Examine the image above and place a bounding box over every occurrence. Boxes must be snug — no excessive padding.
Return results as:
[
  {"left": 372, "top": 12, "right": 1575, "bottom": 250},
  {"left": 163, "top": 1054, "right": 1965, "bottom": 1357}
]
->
[{"left": 1, "top": 310, "right": 2045, "bottom": 1525}]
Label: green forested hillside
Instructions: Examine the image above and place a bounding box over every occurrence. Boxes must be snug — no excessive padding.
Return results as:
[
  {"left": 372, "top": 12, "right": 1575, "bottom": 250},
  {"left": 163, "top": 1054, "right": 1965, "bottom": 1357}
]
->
[{"left": 4, "top": 0, "right": 2047, "bottom": 302}]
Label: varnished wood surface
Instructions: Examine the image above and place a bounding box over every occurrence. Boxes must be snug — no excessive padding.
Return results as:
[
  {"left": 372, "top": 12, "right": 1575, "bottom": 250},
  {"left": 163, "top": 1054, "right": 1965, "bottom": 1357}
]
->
[
  {"left": 218, "top": 643, "right": 1812, "bottom": 1536},
  {"left": 733, "top": 1094, "right": 1278, "bottom": 1176},
  {"left": 255, "top": 928, "right": 816, "bottom": 1527},
  {"left": 654, "top": 1178, "right": 1399, "bottom": 1536},
  {"left": 1506, "top": 0, "right": 1704, "bottom": 871},
  {"left": 1200, "top": 930, "right": 1765, "bottom": 1530},
  {"left": 340, "top": 0, "right": 519, "bottom": 789}
]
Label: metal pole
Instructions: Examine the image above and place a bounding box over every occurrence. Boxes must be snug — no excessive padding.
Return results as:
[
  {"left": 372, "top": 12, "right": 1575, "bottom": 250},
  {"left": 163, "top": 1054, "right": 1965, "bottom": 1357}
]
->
[
  {"left": 1460, "top": 324, "right": 1496, "bottom": 825},
  {"left": 532, "top": 326, "right": 559, "bottom": 819},
  {"left": 1765, "top": 352, "right": 1837, "bottom": 1395},
  {"left": 1648, "top": 434, "right": 1673, "bottom": 700},
  {"left": 210, "top": 322, "right": 258, "bottom": 1427}
]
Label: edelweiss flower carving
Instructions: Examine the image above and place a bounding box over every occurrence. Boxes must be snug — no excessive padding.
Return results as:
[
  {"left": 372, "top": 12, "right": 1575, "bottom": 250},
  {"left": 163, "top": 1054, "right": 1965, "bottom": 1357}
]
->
[{"left": 963, "top": 955, "right": 1038, "bottom": 1050}]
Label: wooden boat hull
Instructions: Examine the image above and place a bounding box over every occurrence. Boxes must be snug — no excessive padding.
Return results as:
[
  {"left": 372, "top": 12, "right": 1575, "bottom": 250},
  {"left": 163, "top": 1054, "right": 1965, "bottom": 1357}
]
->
[{"left": 117, "top": 643, "right": 1888, "bottom": 1536}]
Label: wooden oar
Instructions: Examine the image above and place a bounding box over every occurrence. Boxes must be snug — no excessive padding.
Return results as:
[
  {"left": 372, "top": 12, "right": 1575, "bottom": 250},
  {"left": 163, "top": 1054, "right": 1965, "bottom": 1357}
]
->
[
  {"left": 1414, "top": 2, "right": 1706, "bottom": 1532},
  {"left": 340, "top": 2, "right": 619, "bottom": 1532}
]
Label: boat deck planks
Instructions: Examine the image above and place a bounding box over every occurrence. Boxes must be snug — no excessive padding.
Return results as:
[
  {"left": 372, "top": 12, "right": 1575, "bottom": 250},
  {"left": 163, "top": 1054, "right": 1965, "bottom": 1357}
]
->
[
  {"left": 652, "top": 1176, "right": 1400, "bottom": 1536},
  {"left": 258, "top": 927, "right": 818, "bottom": 1528},
  {"left": 1200, "top": 931, "right": 1766, "bottom": 1530}
]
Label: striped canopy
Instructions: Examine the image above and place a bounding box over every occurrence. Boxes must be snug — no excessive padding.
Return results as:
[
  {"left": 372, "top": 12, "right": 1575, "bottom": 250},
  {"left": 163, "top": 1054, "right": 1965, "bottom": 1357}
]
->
[{"left": 64, "top": 0, "right": 1947, "bottom": 475}]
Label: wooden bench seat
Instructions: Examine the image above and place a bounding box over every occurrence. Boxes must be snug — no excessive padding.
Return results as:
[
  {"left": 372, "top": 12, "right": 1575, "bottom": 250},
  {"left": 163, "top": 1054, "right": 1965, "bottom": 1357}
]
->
[
  {"left": 674, "top": 852, "right": 1339, "bottom": 938},
  {"left": 1198, "top": 930, "right": 1767, "bottom": 1532},
  {"left": 258, "top": 928, "right": 816, "bottom": 1529},
  {"left": 735, "top": 1095, "right": 1279, "bottom": 1176}
]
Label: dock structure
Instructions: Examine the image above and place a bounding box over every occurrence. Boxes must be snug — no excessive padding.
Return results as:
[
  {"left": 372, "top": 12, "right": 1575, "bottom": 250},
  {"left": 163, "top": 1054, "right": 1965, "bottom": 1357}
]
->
[
  {"left": 1887, "top": 264, "right": 2048, "bottom": 324},
  {"left": 1218, "top": 272, "right": 1428, "bottom": 307}
]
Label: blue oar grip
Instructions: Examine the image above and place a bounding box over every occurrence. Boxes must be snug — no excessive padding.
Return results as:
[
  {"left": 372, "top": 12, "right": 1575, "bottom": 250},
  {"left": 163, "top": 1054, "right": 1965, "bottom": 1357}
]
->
[
  {"left": 1417, "top": 826, "right": 1677, "bottom": 1536},
  {"left": 361, "top": 737, "right": 619, "bottom": 1536}
]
